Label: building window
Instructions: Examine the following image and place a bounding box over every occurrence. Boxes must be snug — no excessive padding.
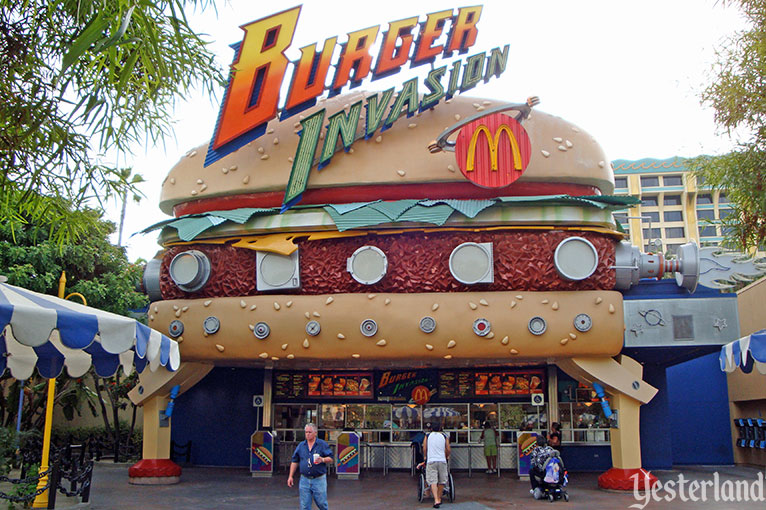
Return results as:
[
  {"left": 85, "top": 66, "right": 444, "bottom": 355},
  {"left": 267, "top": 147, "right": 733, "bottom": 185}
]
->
[
  {"left": 697, "top": 194, "right": 713, "bottom": 205},
  {"left": 614, "top": 177, "right": 628, "bottom": 189},
  {"left": 614, "top": 214, "right": 629, "bottom": 232},
  {"left": 719, "top": 208, "right": 735, "bottom": 219},
  {"left": 641, "top": 196, "right": 658, "bottom": 207},
  {"left": 664, "top": 195, "right": 682, "bottom": 206},
  {"left": 666, "top": 244, "right": 683, "bottom": 254},
  {"left": 641, "top": 176, "right": 660, "bottom": 188},
  {"left": 663, "top": 175, "right": 683, "bottom": 186},
  {"left": 718, "top": 193, "right": 729, "bottom": 204},
  {"left": 697, "top": 174, "right": 706, "bottom": 185},
  {"left": 665, "top": 227, "right": 685, "bottom": 238},
  {"left": 699, "top": 225, "right": 717, "bottom": 237},
  {"left": 642, "top": 211, "right": 660, "bottom": 223},
  {"left": 663, "top": 211, "right": 683, "bottom": 222},
  {"left": 643, "top": 228, "right": 661, "bottom": 238},
  {"left": 697, "top": 209, "right": 716, "bottom": 221}
]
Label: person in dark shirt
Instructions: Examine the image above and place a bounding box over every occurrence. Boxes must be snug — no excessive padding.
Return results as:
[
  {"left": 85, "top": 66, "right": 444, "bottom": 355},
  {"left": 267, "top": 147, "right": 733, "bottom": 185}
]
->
[
  {"left": 287, "top": 423, "right": 334, "bottom": 510},
  {"left": 549, "top": 422, "right": 562, "bottom": 450}
]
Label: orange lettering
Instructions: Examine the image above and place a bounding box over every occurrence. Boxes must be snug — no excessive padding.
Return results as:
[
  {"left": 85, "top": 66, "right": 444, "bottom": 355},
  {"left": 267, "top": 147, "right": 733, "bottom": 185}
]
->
[
  {"left": 373, "top": 16, "right": 418, "bottom": 78},
  {"left": 212, "top": 7, "right": 300, "bottom": 150},
  {"left": 412, "top": 9, "right": 452, "bottom": 66},
  {"left": 284, "top": 37, "right": 338, "bottom": 112},
  {"left": 446, "top": 6, "right": 482, "bottom": 54},
  {"left": 332, "top": 25, "right": 380, "bottom": 91}
]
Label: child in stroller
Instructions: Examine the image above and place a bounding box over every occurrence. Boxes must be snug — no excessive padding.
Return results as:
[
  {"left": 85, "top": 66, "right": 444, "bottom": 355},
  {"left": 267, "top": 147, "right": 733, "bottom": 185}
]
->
[{"left": 529, "top": 436, "right": 569, "bottom": 502}]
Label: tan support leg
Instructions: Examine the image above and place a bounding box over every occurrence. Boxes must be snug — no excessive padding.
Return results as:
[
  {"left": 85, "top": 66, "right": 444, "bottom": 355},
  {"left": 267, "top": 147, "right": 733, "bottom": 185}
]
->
[
  {"left": 142, "top": 395, "right": 171, "bottom": 461},
  {"left": 609, "top": 392, "right": 642, "bottom": 469},
  {"left": 128, "top": 395, "right": 180, "bottom": 485},
  {"left": 126, "top": 362, "right": 212, "bottom": 485},
  {"left": 556, "top": 355, "right": 659, "bottom": 490}
]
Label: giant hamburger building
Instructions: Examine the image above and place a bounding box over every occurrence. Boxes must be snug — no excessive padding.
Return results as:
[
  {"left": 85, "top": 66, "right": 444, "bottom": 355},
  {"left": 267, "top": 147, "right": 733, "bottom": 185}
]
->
[{"left": 129, "top": 5, "right": 729, "bottom": 489}]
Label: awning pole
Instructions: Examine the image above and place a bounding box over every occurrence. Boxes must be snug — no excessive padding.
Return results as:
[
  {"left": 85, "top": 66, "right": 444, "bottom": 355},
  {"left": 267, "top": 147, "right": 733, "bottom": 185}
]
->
[
  {"left": 32, "top": 271, "right": 66, "bottom": 508},
  {"left": 31, "top": 378, "right": 56, "bottom": 508},
  {"left": 16, "top": 381, "right": 24, "bottom": 434}
]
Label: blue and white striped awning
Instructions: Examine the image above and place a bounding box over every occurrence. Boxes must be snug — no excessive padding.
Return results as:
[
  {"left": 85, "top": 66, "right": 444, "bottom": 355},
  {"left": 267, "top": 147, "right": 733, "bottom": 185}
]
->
[
  {"left": 720, "top": 329, "right": 766, "bottom": 375},
  {"left": 0, "top": 283, "right": 180, "bottom": 380}
]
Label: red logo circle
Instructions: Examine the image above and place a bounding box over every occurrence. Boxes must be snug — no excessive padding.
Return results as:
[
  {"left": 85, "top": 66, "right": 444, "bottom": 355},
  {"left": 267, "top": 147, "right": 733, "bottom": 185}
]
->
[
  {"left": 455, "top": 113, "right": 531, "bottom": 188},
  {"left": 411, "top": 385, "right": 432, "bottom": 405}
]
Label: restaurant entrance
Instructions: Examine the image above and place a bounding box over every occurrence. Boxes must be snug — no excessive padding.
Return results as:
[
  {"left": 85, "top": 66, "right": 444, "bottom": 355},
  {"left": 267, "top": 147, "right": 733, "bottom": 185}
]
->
[{"left": 271, "top": 367, "right": 553, "bottom": 473}]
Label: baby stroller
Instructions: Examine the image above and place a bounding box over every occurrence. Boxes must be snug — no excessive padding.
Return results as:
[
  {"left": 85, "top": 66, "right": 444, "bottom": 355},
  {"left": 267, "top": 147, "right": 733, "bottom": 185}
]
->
[
  {"left": 416, "top": 462, "right": 455, "bottom": 503},
  {"left": 534, "top": 453, "right": 569, "bottom": 502}
]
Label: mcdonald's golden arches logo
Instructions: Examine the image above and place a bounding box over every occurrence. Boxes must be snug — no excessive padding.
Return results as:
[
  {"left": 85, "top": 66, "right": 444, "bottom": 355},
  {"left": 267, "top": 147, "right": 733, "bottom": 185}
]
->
[{"left": 455, "top": 113, "right": 531, "bottom": 188}]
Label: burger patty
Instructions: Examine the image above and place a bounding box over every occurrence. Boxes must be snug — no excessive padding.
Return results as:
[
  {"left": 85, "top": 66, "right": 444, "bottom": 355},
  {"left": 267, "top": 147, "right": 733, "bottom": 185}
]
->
[{"left": 158, "top": 229, "right": 616, "bottom": 300}]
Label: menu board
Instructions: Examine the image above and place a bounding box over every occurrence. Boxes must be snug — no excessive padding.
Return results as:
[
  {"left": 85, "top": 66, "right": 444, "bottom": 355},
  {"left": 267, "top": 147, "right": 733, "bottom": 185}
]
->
[
  {"left": 439, "top": 370, "right": 544, "bottom": 398},
  {"left": 274, "top": 372, "right": 306, "bottom": 399},
  {"left": 307, "top": 373, "right": 373, "bottom": 397},
  {"left": 274, "top": 372, "right": 373, "bottom": 399},
  {"left": 438, "top": 371, "right": 474, "bottom": 398},
  {"left": 474, "top": 370, "right": 544, "bottom": 396}
]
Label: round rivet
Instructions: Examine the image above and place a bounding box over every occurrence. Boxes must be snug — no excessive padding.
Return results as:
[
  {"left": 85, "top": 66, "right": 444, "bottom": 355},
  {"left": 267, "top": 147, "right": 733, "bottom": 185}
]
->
[
  {"left": 472, "top": 318, "right": 491, "bottom": 337},
  {"left": 360, "top": 319, "right": 378, "bottom": 337},
  {"left": 253, "top": 322, "right": 270, "bottom": 340},
  {"left": 420, "top": 317, "right": 436, "bottom": 334},
  {"left": 574, "top": 313, "right": 593, "bottom": 332},
  {"left": 203, "top": 316, "right": 220, "bottom": 335},
  {"left": 632, "top": 381, "right": 640, "bottom": 390},
  {"left": 528, "top": 316, "right": 547, "bottom": 336},
  {"left": 169, "top": 320, "right": 184, "bottom": 338},
  {"left": 306, "top": 320, "right": 321, "bottom": 336}
]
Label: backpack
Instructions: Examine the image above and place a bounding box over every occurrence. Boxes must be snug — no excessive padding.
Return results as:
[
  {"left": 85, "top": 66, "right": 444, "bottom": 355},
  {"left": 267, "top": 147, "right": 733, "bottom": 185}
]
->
[{"left": 543, "top": 457, "right": 562, "bottom": 484}]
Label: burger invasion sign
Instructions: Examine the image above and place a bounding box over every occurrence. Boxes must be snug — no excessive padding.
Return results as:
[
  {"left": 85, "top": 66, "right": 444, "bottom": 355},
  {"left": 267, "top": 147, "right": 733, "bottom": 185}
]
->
[{"left": 204, "top": 5, "right": 510, "bottom": 209}]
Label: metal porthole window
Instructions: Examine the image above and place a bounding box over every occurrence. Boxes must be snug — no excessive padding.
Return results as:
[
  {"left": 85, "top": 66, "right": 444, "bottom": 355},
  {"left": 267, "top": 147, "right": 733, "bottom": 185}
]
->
[
  {"left": 553, "top": 237, "right": 599, "bottom": 281},
  {"left": 168, "top": 250, "right": 211, "bottom": 292},
  {"left": 256, "top": 250, "right": 300, "bottom": 291},
  {"left": 347, "top": 246, "right": 388, "bottom": 285},
  {"left": 449, "top": 242, "right": 494, "bottom": 284}
]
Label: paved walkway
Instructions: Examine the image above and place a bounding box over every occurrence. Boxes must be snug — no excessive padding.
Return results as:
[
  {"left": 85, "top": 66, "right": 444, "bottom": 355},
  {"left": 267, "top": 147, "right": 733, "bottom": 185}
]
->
[{"left": 86, "top": 463, "right": 766, "bottom": 510}]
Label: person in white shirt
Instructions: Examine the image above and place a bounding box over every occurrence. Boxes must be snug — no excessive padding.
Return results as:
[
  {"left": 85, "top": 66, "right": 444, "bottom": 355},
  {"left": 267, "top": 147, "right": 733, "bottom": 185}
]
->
[{"left": 421, "top": 422, "right": 450, "bottom": 508}]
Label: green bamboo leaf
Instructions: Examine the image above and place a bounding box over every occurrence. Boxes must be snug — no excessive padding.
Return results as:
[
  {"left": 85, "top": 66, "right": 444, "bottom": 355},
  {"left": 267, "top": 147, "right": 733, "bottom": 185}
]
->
[
  {"left": 62, "top": 12, "right": 109, "bottom": 72},
  {"left": 115, "top": 48, "right": 141, "bottom": 99},
  {"left": 93, "top": 5, "right": 137, "bottom": 53}
]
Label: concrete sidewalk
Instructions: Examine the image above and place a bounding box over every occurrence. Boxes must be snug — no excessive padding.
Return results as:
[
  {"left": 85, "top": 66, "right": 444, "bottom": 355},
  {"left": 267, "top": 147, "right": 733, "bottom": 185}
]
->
[{"left": 87, "top": 463, "right": 765, "bottom": 509}]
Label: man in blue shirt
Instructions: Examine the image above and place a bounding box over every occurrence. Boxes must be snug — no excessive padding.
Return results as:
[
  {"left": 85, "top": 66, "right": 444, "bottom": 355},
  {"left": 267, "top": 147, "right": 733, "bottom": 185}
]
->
[{"left": 288, "top": 423, "right": 333, "bottom": 510}]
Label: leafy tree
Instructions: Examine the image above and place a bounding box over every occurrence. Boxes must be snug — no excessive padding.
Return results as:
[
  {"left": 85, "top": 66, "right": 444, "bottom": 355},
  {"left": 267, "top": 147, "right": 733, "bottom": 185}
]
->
[
  {"left": 0, "top": 211, "right": 147, "bottom": 452},
  {"left": 0, "top": 0, "right": 224, "bottom": 245},
  {"left": 691, "top": 0, "right": 766, "bottom": 251}
]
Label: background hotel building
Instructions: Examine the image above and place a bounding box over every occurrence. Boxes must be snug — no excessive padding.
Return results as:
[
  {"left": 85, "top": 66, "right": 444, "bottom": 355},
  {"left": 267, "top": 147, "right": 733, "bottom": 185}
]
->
[{"left": 612, "top": 157, "right": 733, "bottom": 254}]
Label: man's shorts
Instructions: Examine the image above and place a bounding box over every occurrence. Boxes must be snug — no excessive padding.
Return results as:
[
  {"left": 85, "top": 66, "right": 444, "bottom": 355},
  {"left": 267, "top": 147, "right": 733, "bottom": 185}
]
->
[
  {"left": 425, "top": 461, "right": 448, "bottom": 485},
  {"left": 484, "top": 444, "right": 498, "bottom": 457}
]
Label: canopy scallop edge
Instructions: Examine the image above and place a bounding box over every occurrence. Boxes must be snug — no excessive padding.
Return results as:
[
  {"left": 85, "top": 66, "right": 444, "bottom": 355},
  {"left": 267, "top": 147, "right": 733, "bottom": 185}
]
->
[
  {"left": 719, "top": 329, "right": 766, "bottom": 375},
  {"left": 0, "top": 283, "right": 180, "bottom": 380}
]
